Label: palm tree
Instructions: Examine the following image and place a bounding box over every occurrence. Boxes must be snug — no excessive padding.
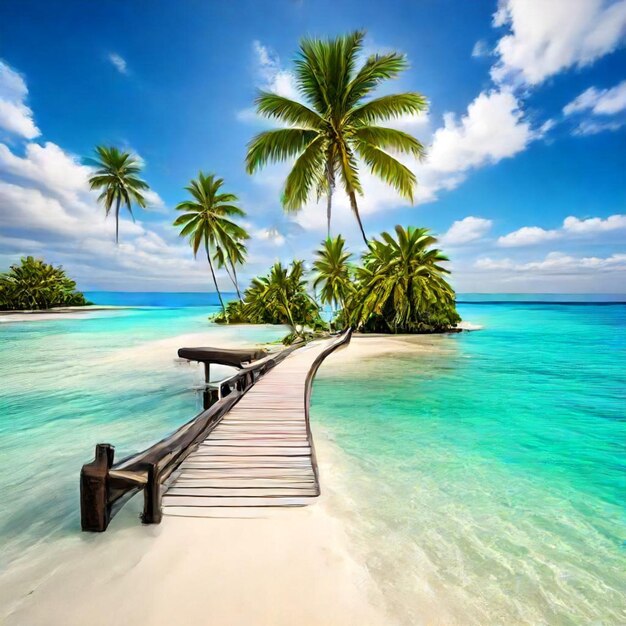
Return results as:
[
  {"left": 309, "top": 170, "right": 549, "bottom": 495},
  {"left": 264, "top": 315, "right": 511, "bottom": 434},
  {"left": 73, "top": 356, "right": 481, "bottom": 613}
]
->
[
  {"left": 350, "top": 225, "right": 459, "bottom": 332},
  {"left": 312, "top": 235, "right": 353, "bottom": 326},
  {"left": 214, "top": 238, "right": 247, "bottom": 300},
  {"left": 88, "top": 146, "right": 149, "bottom": 244},
  {"left": 246, "top": 30, "right": 427, "bottom": 243},
  {"left": 173, "top": 173, "right": 247, "bottom": 313}
]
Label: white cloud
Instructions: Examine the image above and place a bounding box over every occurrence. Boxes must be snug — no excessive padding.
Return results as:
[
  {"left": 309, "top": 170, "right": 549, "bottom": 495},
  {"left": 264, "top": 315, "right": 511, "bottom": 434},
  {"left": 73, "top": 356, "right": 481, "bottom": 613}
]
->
[
  {"left": 563, "top": 80, "right": 626, "bottom": 135},
  {"left": 497, "top": 225, "right": 561, "bottom": 247},
  {"left": 251, "top": 40, "right": 299, "bottom": 100},
  {"left": 498, "top": 214, "right": 626, "bottom": 246},
  {"left": 0, "top": 132, "right": 214, "bottom": 289},
  {"left": 108, "top": 53, "right": 128, "bottom": 75},
  {"left": 475, "top": 251, "right": 626, "bottom": 273},
  {"left": 563, "top": 214, "right": 626, "bottom": 233},
  {"left": 564, "top": 80, "right": 626, "bottom": 116},
  {"left": 572, "top": 118, "right": 625, "bottom": 135},
  {"left": 491, "top": 0, "right": 626, "bottom": 87},
  {"left": 440, "top": 216, "right": 493, "bottom": 246},
  {"left": 0, "top": 60, "right": 40, "bottom": 139},
  {"left": 472, "top": 40, "right": 490, "bottom": 58},
  {"left": 142, "top": 189, "right": 167, "bottom": 213},
  {"left": 425, "top": 89, "right": 534, "bottom": 174},
  {"left": 236, "top": 41, "right": 300, "bottom": 125}
]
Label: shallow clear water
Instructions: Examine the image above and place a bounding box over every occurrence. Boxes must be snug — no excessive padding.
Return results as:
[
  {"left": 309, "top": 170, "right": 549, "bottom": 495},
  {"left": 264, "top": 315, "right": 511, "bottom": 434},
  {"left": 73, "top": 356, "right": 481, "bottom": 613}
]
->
[
  {"left": 314, "top": 302, "right": 626, "bottom": 625},
  {"left": 0, "top": 296, "right": 624, "bottom": 624},
  {"left": 0, "top": 302, "right": 285, "bottom": 567}
]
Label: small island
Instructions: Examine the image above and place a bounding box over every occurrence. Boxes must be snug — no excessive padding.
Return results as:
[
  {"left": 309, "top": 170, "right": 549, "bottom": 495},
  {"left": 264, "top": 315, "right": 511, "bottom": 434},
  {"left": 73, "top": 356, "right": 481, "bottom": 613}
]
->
[
  {"left": 213, "top": 228, "right": 460, "bottom": 344},
  {"left": 0, "top": 256, "right": 89, "bottom": 311}
]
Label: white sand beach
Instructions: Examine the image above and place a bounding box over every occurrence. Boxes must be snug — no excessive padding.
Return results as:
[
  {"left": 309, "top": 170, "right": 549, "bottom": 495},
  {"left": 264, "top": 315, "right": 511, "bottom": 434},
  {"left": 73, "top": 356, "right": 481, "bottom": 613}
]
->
[
  {"left": 0, "top": 306, "right": 128, "bottom": 323},
  {"left": 0, "top": 476, "right": 391, "bottom": 625},
  {"left": 0, "top": 335, "right": 440, "bottom": 626}
]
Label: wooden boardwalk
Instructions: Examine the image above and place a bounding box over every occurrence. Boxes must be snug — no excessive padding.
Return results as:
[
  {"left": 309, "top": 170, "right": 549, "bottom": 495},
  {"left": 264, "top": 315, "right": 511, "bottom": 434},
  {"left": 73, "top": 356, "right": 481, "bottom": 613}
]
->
[{"left": 161, "top": 335, "right": 349, "bottom": 516}]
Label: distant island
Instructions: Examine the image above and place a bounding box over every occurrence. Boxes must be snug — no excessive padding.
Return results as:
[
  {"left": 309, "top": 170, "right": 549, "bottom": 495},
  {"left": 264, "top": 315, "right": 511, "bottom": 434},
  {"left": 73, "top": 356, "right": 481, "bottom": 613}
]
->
[{"left": 0, "top": 256, "right": 89, "bottom": 311}]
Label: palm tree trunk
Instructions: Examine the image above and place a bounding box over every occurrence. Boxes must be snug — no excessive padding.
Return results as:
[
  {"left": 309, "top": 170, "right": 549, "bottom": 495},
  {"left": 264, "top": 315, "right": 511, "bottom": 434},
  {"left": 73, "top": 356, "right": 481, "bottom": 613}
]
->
[
  {"left": 114, "top": 195, "right": 121, "bottom": 244},
  {"left": 348, "top": 191, "right": 368, "bottom": 245},
  {"left": 230, "top": 261, "right": 242, "bottom": 300},
  {"left": 205, "top": 244, "right": 225, "bottom": 313},
  {"left": 326, "top": 163, "right": 335, "bottom": 238},
  {"left": 222, "top": 263, "right": 239, "bottom": 298}
]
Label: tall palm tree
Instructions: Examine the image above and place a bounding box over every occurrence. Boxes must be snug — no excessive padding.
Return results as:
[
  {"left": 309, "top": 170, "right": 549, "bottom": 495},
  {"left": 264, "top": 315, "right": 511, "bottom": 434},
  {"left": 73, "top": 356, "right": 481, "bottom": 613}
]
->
[
  {"left": 312, "top": 235, "right": 353, "bottom": 325},
  {"left": 350, "top": 225, "right": 458, "bottom": 332},
  {"left": 88, "top": 146, "right": 149, "bottom": 244},
  {"left": 173, "top": 173, "right": 247, "bottom": 313},
  {"left": 246, "top": 30, "right": 427, "bottom": 243}
]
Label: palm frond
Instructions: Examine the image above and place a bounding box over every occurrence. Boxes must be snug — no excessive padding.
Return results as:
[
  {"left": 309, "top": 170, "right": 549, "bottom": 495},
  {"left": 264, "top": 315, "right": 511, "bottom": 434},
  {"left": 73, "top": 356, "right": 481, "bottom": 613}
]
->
[
  {"left": 355, "top": 141, "right": 416, "bottom": 201},
  {"left": 246, "top": 128, "right": 320, "bottom": 174},
  {"left": 349, "top": 93, "right": 428, "bottom": 125},
  {"left": 255, "top": 92, "right": 324, "bottom": 128}
]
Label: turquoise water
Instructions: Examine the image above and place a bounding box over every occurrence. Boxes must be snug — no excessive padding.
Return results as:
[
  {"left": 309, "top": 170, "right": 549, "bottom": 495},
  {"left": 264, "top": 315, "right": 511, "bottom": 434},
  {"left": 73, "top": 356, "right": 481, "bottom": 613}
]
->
[
  {"left": 0, "top": 303, "right": 285, "bottom": 568},
  {"left": 0, "top": 296, "right": 624, "bottom": 624},
  {"left": 314, "top": 302, "right": 626, "bottom": 624}
]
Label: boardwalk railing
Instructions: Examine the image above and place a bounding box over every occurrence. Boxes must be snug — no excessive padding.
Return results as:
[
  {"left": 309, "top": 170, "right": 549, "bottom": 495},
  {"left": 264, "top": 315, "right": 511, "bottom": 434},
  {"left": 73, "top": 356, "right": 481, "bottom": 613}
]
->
[
  {"left": 80, "top": 343, "right": 300, "bottom": 532},
  {"left": 304, "top": 328, "right": 352, "bottom": 492}
]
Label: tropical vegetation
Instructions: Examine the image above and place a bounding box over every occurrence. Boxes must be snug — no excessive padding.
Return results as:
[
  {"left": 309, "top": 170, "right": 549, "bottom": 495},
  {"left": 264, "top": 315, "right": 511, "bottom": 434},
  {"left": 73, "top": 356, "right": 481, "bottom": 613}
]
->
[
  {"left": 312, "top": 235, "right": 354, "bottom": 328},
  {"left": 213, "top": 260, "right": 325, "bottom": 343},
  {"left": 88, "top": 146, "right": 149, "bottom": 244},
  {"left": 173, "top": 173, "right": 249, "bottom": 314},
  {"left": 344, "top": 226, "right": 460, "bottom": 333},
  {"left": 0, "top": 256, "right": 88, "bottom": 311},
  {"left": 246, "top": 30, "right": 427, "bottom": 242}
]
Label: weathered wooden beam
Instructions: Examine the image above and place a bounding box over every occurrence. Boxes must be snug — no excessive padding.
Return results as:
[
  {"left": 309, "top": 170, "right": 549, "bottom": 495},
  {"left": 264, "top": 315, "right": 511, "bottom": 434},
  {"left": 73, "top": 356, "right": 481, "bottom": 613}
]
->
[
  {"left": 80, "top": 443, "right": 114, "bottom": 532},
  {"left": 142, "top": 463, "right": 162, "bottom": 524}
]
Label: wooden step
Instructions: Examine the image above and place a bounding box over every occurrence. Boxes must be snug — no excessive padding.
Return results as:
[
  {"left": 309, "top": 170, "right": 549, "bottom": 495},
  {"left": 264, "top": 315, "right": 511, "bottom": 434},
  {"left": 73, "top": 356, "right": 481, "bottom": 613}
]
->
[
  {"left": 165, "top": 486, "right": 318, "bottom": 497},
  {"left": 162, "top": 495, "right": 318, "bottom": 508}
]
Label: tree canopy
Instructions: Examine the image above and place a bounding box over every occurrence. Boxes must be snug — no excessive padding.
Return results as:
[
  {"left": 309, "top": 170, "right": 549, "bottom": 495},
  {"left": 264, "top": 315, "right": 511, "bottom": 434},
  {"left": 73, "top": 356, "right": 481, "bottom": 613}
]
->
[{"left": 0, "top": 256, "right": 88, "bottom": 311}]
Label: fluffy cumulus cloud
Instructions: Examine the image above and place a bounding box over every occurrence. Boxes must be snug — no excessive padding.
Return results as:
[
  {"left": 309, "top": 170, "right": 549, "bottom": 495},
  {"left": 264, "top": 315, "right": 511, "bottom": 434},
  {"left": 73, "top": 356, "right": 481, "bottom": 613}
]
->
[
  {"left": 498, "top": 214, "right": 626, "bottom": 246},
  {"left": 0, "top": 61, "right": 40, "bottom": 139},
  {"left": 491, "top": 0, "right": 626, "bottom": 87},
  {"left": 425, "top": 89, "right": 535, "bottom": 175},
  {"left": 440, "top": 216, "right": 493, "bottom": 246},
  {"left": 0, "top": 142, "right": 213, "bottom": 290},
  {"left": 0, "top": 61, "right": 247, "bottom": 290}
]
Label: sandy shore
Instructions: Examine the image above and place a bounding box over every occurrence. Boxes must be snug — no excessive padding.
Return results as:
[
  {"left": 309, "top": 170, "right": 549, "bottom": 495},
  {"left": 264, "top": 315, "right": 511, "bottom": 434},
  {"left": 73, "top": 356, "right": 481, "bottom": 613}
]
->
[
  {"left": 1, "top": 336, "right": 438, "bottom": 626},
  {"left": 0, "top": 306, "right": 129, "bottom": 323},
  {"left": 1, "top": 467, "right": 391, "bottom": 626}
]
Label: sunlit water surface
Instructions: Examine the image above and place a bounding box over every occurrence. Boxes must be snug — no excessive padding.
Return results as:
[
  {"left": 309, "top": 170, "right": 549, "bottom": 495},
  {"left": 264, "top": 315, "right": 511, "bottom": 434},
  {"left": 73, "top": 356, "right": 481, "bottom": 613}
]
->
[
  {"left": 314, "top": 301, "right": 626, "bottom": 625},
  {"left": 0, "top": 294, "right": 624, "bottom": 624}
]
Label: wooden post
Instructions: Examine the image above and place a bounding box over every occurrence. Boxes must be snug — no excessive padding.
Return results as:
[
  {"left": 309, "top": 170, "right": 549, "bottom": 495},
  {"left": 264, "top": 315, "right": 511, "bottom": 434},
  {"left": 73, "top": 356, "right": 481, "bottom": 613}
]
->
[
  {"left": 203, "top": 362, "right": 211, "bottom": 409},
  {"left": 80, "top": 443, "right": 114, "bottom": 532},
  {"left": 142, "top": 463, "right": 163, "bottom": 524}
]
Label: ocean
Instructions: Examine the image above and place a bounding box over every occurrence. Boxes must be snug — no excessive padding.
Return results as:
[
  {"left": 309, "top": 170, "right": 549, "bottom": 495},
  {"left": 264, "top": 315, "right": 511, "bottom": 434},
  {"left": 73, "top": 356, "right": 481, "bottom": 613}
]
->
[{"left": 0, "top": 293, "right": 624, "bottom": 624}]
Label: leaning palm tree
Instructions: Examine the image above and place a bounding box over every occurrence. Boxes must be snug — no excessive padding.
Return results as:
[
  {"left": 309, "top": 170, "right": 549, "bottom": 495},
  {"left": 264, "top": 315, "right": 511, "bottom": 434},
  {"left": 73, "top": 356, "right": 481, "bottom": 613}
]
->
[
  {"left": 312, "top": 235, "right": 353, "bottom": 326},
  {"left": 173, "top": 173, "right": 247, "bottom": 313},
  {"left": 88, "top": 146, "right": 149, "bottom": 244},
  {"left": 246, "top": 30, "right": 427, "bottom": 243}
]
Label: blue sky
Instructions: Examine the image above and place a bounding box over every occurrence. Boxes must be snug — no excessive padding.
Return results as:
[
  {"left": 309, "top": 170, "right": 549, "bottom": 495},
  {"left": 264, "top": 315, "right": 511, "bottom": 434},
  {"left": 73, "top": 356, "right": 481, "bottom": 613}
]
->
[{"left": 0, "top": 0, "right": 625, "bottom": 292}]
